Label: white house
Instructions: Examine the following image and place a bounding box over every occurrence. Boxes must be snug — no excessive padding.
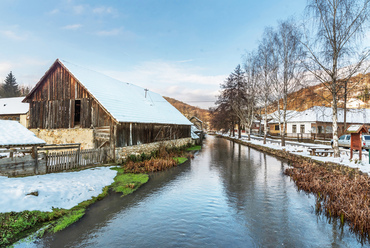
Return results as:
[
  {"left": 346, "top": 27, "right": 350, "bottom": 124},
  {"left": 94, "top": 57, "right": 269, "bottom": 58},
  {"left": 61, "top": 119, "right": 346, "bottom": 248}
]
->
[{"left": 268, "top": 106, "right": 370, "bottom": 138}]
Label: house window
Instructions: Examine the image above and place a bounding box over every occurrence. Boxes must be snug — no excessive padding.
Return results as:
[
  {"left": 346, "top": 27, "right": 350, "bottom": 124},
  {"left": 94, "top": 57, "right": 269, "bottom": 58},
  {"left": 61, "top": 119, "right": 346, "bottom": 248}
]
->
[
  {"left": 274, "top": 125, "right": 280, "bottom": 131},
  {"left": 292, "top": 125, "right": 297, "bottom": 133},
  {"left": 74, "top": 100, "right": 81, "bottom": 126},
  {"left": 300, "top": 124, "right": 305, "bottom": 133}
]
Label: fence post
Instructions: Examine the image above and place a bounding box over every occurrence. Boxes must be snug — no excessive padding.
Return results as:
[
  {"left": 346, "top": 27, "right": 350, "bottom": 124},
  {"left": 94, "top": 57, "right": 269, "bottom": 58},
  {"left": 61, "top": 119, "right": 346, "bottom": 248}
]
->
[
  {"left": 32, "top": 146, "right": 38, "bottom": 175},
  {"left": 77, "top": 144, "right": 81, "bottom": 166}
]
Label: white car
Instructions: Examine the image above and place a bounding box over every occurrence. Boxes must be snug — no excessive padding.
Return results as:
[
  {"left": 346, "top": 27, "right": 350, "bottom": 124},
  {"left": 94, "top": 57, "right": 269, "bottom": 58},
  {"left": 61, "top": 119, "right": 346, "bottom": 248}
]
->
[{"left": 331, "top": 134, "right": 370, "bottom": 149}]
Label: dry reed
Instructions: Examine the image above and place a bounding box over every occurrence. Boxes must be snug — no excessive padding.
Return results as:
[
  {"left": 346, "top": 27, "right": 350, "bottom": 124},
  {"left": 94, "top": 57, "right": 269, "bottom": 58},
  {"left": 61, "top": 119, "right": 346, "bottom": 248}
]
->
[
  {"left": 285, "top": 159, "right": 370, "bottom": 239},
  {"left": 123, "top": 157, "right": 178, "bottom": 173}
]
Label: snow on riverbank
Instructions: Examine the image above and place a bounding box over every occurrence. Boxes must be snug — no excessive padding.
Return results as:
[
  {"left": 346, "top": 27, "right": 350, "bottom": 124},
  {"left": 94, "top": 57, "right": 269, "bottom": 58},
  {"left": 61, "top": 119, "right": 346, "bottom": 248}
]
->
[
  {"left": 0, "top": 167, "right": 117, "bottom": 213},
  {"left": 220, "top": 133, "right": 370, "bottom": 174}
]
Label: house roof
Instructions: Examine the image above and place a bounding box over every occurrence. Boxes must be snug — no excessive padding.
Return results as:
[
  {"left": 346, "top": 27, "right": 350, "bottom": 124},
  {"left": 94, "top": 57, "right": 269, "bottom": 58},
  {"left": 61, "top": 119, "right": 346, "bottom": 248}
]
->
[
  {"left": 0, "top": 120, "right": 45, "bottom": 147},
  {"left": 26, "top": 59, "right": 191, "bottom": 126},
  {"left": 269, "top": 106, "right": 370, "bottom": 124},
  {"left": 0, "top": 97, "right": 28, "bottom": 115}
]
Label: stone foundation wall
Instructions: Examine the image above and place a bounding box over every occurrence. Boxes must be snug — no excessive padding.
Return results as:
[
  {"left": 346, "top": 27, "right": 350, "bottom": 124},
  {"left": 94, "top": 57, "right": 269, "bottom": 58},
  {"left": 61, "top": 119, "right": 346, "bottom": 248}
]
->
[
  {"left": 115, "top": 138, "right": 192, "bottom": 163},
  {"left": 30, "top": 128, "right": 94, "bottom": 149}
]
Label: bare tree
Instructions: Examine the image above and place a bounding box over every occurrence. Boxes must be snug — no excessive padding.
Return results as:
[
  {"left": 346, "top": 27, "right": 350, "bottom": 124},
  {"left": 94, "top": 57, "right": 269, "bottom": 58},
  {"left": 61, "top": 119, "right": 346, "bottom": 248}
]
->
[
  {"left": 302, "top": 0, "right": 370, "bottom": 157},
  {"left": 241, "top": 52, "right": 259, "bottom": 140},
  {"left": 256, "top": 27, "right": 276, "bottom": 144},
  {"left": 272, "top": 19, "right": 304, "bottom": 147}
]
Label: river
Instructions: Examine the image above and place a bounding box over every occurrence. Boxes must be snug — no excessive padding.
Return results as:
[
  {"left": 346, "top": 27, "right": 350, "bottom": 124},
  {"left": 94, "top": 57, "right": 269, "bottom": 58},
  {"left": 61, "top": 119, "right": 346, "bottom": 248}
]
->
[{"left": 21, "top": 135, "right": 365, "bottom": 247}]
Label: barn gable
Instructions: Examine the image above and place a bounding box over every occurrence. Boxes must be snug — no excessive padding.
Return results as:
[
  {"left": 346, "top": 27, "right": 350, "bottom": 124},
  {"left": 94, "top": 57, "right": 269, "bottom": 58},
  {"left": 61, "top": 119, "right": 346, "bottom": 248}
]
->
[{"left": 23, "top": 59, "right": 114, "bottom": 129}]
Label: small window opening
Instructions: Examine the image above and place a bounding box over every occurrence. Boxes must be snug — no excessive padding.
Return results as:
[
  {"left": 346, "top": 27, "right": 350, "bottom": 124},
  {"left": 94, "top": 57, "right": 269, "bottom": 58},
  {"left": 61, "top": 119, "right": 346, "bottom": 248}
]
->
[{"left": 74, "top": 100, "right": 81, "bottom": 127}]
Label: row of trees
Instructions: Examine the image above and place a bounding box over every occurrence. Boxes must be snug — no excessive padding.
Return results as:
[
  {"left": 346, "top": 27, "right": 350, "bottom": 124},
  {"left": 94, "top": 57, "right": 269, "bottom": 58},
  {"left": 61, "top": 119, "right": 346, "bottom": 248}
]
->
[
  {"left": 212, "top": 0, "right": 370, "bottom": 157},
  {"left": 0, "top": 72, "right": 30, "bottom": 98}
]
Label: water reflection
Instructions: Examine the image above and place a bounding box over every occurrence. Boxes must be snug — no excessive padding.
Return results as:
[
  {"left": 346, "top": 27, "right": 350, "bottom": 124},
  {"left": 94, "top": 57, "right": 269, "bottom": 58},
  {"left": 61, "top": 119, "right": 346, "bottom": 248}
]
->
[{"left": 20, "top": 136, "right": 365, "bottom": 247}]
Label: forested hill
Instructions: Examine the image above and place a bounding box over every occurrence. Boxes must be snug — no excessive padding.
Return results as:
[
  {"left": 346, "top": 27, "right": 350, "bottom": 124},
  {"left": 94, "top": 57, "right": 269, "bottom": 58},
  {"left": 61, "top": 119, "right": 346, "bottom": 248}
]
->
[
  {"left": 163, "top": 96, "right": 211, "bottom": 127},
  {"left": 283, "top": 72, "right": 370, "bottom": 111}
]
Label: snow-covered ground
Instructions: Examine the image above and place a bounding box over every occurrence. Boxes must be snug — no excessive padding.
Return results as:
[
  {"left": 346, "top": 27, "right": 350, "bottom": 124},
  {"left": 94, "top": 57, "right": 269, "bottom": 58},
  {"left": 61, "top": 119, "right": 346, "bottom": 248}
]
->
[
  {"left": 0, "top": 166, "right": 117, "bottom": 213},
  {"left": 220, "top": 133, "right": 370, "bottom": 174}
]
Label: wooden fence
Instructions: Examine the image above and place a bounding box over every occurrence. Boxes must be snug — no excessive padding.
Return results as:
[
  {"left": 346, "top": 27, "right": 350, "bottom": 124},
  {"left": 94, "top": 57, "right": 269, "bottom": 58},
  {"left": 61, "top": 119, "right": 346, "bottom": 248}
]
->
[
  {"left": 46, "top": 147, "right": 110, "bottom": 173},
  {"left": 0, "top": 143, "right": 111, "bottom": 176}
]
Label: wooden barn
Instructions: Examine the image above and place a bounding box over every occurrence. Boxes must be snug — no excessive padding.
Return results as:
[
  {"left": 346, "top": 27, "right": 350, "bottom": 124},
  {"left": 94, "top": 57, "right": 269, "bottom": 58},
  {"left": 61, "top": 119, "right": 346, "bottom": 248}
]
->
[{"left": 23, "top": 59, "right": 192, "bottom": 149}]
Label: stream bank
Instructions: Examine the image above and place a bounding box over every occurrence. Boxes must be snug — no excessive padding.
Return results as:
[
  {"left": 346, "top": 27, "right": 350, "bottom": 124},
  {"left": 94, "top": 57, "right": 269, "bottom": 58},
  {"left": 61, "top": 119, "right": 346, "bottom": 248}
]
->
[{"left": 219, "top": 134, "right": 370, "bottom": 242}]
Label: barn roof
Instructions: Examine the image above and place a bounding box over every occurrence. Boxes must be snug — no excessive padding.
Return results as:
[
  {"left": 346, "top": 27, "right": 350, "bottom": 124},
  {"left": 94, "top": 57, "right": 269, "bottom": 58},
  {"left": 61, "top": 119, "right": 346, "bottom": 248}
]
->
[
  {"left": 0, "top": 97, "right": 28, "bottom": 115},
  {"left": 26, "top": 59, "right": 191, "bottom": 126},
  {"left": 0, "top": 120, "right": 45, "bottom": 147}
]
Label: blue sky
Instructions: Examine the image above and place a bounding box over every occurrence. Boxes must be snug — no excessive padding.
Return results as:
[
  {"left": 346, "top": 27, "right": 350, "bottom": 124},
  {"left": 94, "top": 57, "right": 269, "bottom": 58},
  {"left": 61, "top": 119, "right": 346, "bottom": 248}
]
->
[{"left": 0, "top": 0, "right": 306, "bottom": 108}]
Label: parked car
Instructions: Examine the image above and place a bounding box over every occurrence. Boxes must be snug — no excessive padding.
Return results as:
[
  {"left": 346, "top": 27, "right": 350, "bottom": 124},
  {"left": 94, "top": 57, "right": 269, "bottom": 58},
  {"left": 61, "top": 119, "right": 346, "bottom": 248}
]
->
[{"left": 331, "top": 134, "right": 370, "bottom": 149}]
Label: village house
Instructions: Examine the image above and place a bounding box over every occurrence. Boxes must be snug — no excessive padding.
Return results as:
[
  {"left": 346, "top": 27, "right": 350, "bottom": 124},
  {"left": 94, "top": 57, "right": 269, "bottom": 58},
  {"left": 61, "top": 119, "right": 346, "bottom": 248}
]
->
[
  {"left": 23, "top": 59, "right": 192, "bottom": 155},
  {"left": 268, "top": 106, "right": 370, "bottom": 139},
  {"left": 0, "top": 97, "right": 29, "bottom": 127}
]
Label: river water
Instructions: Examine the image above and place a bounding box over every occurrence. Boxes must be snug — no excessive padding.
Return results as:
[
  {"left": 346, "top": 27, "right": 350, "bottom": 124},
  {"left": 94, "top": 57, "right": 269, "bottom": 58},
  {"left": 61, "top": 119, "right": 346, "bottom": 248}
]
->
[{"left": 24, "top": 135, "right": 365, "bottom": 247}]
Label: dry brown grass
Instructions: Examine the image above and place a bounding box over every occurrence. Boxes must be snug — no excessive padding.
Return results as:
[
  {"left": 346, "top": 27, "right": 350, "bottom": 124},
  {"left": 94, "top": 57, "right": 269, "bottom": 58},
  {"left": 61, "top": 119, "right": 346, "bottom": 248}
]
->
[
  {"left": 123, "top": 157, "right": 178, "bottom": 173},
  {"left": 285, "top": 160, "right": 370, "bottom": 239}
]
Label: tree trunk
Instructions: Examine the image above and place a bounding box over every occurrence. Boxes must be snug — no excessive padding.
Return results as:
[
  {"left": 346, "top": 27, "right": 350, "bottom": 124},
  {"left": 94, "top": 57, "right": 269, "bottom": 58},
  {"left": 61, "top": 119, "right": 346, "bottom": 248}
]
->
[
  {"left": 263, "top": 105, "right": 268, "bottom": 144},
  {"left": 238, "top": 120, "right": 241, "bottom": 139},
  {"left": 332, "top": 95, "right": 340, "bottom": 157}
]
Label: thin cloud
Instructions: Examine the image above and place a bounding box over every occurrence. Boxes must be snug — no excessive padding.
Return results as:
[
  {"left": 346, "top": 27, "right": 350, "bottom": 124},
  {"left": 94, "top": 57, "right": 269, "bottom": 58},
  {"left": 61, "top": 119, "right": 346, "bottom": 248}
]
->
[
  {"left": 48, "top": 9, "right": 60, "bottom": 15},
  {"left": 73, "top": 5, "right": 85, "bottom": 14},
  {"left": 62, "top": 24, "right": 83, "bottom": 30},
  {"left": 0, "top": 62, "right": 12, "bottom": 77},
  {"left": 95, "top": 28, "right": 122, "bottom": 36},
  {"left": 93, "top": 6, "right": 114, "bottom": 14},
  {"left": 0, "top": 30, "right": 26, "bottom": 41}
]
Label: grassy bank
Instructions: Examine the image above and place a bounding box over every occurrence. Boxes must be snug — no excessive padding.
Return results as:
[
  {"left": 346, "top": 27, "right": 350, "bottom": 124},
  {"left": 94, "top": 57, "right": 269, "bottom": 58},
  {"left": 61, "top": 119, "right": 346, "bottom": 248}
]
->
[
  {"left": 0, "top": 168, "right": 148, "bottom": 247},
  {"left": 1, "top": 143, "right": 201, "bottom": 247},
  {"left": 219, "top": 135, "right": 370, "bottom": 241}
]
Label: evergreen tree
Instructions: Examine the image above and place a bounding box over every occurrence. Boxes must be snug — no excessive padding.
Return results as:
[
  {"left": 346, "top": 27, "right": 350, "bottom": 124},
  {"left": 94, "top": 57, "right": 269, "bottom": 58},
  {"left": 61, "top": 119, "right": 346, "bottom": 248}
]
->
[{"left": 2, "top": 71, "right": 20, "bottom": 97}]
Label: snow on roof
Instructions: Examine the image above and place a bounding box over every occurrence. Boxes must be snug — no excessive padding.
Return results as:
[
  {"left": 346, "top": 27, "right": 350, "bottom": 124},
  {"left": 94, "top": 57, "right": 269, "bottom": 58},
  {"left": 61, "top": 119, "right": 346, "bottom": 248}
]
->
[
  {"left": 269, "top": 106, "right": 370, "bottom": 124},
  {"left": 0, "top": 97, "right": 28, "bottom": 115},
  {"left": 0, "top": 120, "right": 45, "bottom": 147},
  {"left": 60, "top": 60, "right": 191, "bottom": 126}
]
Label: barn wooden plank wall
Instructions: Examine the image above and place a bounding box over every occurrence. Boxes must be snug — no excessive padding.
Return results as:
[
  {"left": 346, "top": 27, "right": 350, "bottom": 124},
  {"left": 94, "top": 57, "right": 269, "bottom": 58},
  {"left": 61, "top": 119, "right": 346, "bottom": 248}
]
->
[
  {"left": 27, "top": 63, "right": 114, "bottom": 129},
  {"left": 116, "top": 123, "right": 190, "bottom": 147}
]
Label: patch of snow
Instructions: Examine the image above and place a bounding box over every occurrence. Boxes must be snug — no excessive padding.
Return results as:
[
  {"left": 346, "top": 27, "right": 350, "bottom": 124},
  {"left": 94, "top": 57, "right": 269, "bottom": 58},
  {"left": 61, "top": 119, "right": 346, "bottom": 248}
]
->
[
  {"left": 0, "top": 166, "right": 117, "bottom": 213},
  {"left": 222, "top": 133, "right": 370, "bottom": 174}
]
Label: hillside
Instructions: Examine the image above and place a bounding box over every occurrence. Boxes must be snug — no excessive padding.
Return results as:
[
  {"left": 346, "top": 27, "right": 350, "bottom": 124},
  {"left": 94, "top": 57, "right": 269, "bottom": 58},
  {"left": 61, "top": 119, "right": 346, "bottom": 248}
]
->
[
  {"left": 163, "top": 96, "right": 211, "bottom": 128},
  {"left": 280, "top": 72, "right": 370, "bottom": 111}
]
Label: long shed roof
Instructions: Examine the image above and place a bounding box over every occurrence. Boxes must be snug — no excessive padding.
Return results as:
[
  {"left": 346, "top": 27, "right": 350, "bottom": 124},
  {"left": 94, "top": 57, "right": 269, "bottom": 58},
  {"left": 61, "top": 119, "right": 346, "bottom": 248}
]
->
[{"left": 0, "top": 120, "right": 45, "bottom": 147}]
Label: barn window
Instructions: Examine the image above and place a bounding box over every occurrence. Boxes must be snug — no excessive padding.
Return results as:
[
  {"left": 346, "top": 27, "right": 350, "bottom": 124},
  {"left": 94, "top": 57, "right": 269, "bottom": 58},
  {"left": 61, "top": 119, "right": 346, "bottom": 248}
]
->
[{"left": 74, "top": 100, "right": 81, "bottom": 126}]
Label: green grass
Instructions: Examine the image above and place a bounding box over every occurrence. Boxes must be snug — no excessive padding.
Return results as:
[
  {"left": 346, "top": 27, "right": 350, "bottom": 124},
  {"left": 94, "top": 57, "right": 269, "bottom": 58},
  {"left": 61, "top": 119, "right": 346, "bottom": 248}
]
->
[
  {"left": 174, "top": 157, "right": 188, "bottom": 164},
  {"left": 186, "top": 145, "right": 202, "bottom": 151},
  {"left": 110, "top": 167, "right": 149, "bottom": 195},
  {"left": 52, "top": 209, "right": 85, "bottom": 233}
]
